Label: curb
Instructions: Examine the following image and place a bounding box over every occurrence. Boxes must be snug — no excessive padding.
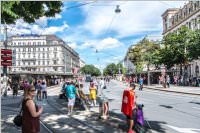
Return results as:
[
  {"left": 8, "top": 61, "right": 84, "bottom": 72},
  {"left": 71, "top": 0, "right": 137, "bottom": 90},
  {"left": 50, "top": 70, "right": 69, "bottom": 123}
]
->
[
  {"left": 143, "top": 86, "right": 200, "bottom": 96},
  {"left": 119, "top": 81, "right": 200, "bottom": 96}
]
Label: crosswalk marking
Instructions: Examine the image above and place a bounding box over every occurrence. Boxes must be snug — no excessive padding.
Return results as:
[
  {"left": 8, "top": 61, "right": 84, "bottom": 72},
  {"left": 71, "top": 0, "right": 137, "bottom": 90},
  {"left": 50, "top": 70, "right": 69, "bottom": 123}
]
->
[{"left": 166, "top": 125, "right": 200, "bottom": 133}]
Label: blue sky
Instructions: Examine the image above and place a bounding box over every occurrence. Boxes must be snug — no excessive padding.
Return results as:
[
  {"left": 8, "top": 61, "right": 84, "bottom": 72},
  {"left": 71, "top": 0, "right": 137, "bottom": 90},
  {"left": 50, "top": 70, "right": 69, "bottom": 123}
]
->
[{"left": 2, "top": 1, "right": 186, "bottom": 71}]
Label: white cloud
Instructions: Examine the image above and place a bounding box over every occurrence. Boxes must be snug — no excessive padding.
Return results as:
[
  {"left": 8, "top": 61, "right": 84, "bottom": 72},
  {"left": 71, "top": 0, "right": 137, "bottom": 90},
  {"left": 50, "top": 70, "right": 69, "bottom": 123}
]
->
[
  {"left": 79, "top": 37, "right": 123, "bottom": 50},
  {"left": 68, "top": 42, "right": 78, "bottom": 49},
  {"left": 81, "top": 1, "right": 186, "bottom": 38},
  {"left": 7, "top": 20, "right": 68, "bottom": 36},
  {"left": 104, "top": 55, "right": 124, "bottom": 64}
]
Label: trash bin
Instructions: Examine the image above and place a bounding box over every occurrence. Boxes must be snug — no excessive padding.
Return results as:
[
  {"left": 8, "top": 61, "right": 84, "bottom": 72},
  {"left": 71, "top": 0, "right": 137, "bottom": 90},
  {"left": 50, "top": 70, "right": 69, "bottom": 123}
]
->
[{"left": 99, "top": 98, "right": 109, "bottom": 119}]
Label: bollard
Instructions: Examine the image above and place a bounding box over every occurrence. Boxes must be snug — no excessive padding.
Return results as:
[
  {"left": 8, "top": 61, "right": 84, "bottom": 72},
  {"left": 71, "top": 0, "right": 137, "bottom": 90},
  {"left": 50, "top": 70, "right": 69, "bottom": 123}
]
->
[{"left": 99, "top": 98, "right": 109, "bottom": 120}]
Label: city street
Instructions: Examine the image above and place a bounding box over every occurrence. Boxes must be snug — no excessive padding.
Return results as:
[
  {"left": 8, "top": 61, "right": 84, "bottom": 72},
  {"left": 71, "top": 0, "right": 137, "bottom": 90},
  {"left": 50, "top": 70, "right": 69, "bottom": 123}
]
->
[
  {"left": 99, "top": 80, "right": 200, "bottom": 133},
  {"left": 1, "top": 80, "right": 200, "bottom": 133}
]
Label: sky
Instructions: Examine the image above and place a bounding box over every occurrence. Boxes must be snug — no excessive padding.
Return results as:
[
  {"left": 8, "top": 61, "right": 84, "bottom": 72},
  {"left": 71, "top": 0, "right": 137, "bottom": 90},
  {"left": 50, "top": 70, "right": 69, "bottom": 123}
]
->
[{"left": 1, "top": 1, "right": 187, "bottom": 71}]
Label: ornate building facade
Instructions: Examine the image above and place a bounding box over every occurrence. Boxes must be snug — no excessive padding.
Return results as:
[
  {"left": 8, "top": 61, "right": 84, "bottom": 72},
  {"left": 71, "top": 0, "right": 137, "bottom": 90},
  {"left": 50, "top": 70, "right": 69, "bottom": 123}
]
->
[{"left": 162, "top": 1, "right": 200, "bottom": 78}]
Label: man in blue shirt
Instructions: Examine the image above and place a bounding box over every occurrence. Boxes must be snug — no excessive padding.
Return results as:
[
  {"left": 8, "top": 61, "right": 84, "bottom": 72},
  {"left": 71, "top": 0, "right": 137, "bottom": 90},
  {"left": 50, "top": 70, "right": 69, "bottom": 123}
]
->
[
  {"left": 66, "top": 81, "right": 79, "bottom": 115},
  {"left": 139, "top": 77, "right": 143, "bottom": 91}
]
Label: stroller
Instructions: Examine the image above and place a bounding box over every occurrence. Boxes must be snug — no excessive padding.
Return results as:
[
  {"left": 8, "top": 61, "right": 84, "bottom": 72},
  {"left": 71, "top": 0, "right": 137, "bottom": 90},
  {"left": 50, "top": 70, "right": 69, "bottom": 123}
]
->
[{"left": 133, "top": 104, "right": 148, "bottom": 133}]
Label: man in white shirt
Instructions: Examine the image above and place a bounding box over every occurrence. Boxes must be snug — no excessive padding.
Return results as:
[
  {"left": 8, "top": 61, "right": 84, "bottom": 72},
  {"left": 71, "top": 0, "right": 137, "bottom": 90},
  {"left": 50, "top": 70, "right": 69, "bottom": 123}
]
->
[{"left": 99, "top": 78, "right": 105, "bottom": 96}]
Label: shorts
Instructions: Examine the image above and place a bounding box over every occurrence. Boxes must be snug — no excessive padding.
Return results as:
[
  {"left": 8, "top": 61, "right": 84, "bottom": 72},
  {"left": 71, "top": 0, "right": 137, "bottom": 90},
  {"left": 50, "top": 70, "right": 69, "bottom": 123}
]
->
[
  {"left": 68, "top": 98, "right": 75, "bottom": 106},
  {"left": 126, "top": 109, "right": 137, "bottom": 120}
]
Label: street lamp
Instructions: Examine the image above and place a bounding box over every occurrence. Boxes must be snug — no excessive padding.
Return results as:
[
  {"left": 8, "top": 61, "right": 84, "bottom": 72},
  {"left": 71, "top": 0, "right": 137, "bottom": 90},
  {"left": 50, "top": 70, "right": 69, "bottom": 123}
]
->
[{"left": 115, "top": 5, "right": 121, "bottom": 13}]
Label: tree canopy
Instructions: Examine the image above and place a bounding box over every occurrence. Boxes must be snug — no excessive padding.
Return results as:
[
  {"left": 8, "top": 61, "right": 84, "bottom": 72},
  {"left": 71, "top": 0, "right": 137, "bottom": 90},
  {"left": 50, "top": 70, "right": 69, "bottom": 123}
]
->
[
  {"left": 128, "top": 38, "right": 160, "bottom": 73},
  {"left": 103, "top": 63, "right": 127, "bottom": 76},
  {"left": 80, "top": 65, "right": 101, "bottom": 77},
  {"left": 1, "top": 1, "right": 63, "bottom": 24},
  {"left": 127, "top": 26, "right": 200, "bottom": 74}
]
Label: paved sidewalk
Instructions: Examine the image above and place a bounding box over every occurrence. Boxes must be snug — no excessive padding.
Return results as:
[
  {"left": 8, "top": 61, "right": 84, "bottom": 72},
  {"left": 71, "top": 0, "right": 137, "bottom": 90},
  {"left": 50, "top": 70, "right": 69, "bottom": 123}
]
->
[
  {"left": 142, "top": 84, "right": 200, "bottom": 96},
  {"left": 118, "top": 80, "right": 200, "bottom": 95}
]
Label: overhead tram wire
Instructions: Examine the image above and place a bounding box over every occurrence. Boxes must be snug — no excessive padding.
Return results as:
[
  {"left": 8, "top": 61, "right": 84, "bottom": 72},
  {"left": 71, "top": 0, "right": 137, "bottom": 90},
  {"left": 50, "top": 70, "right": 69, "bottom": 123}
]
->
[{"left": 65, "top": 1, "right": 97, "bottom": 10}]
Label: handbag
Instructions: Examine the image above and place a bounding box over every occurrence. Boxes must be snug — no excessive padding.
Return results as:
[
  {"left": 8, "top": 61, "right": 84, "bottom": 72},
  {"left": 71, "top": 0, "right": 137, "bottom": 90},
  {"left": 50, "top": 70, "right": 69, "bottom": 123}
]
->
[
  {"left": 13, "top": 99, "right": 24, "bottom": 127},
  {"left": 13, "top": 107, "right": 22, "bottom": 127},
  {"left": 103, "top": 85, "right": 107, "bottom": 89}
]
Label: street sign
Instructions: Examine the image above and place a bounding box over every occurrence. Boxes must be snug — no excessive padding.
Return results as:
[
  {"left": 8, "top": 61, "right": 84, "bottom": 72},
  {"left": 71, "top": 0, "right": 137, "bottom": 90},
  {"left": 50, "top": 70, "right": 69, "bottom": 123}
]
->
[
  {"left": 1, "top": 49, "right": 12, "bottom": 54},
  {"left": 1, "top": 55, "right": 12, "bottom": 60},
  {"left": 1, "top": 61, "right": 12, "bottom": 66},
  {"left": 1, "top": 49, "right": 13, "bottom": 66}
]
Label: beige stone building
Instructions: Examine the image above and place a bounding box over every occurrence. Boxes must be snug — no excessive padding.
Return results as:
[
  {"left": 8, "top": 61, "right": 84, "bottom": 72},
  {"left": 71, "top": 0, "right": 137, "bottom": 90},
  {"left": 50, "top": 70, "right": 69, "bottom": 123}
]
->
[{"left": 162, "top": 1, "right": 200, "bottom": 78}]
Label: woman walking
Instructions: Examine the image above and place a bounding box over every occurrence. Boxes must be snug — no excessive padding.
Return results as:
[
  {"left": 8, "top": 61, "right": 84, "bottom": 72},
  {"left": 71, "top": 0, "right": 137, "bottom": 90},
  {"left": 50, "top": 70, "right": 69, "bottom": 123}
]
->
[
  {"left": 89, "top": 82, "right": 97, "bottom": 106},
  {"left": 22, "top": 85, "right": 43, "bottom": 133}
]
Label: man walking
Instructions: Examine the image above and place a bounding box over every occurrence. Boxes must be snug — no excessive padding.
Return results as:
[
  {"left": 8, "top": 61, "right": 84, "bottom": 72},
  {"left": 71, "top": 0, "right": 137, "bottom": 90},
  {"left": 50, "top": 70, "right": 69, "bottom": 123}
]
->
[
  {"left": 66, "top": 81, "right": 80, "bottom": 115},
  {"left": 99, "top": 78, "right": 105, "bottom": 96},
  {"left": 35, "top": 81, "right": 42, "bottom": 100},
  {"left": 139, "top": 77, "right": 143, "bottom": 91},
  {"left": 166, "top": 75, "right": 170, "bottom": 88}
]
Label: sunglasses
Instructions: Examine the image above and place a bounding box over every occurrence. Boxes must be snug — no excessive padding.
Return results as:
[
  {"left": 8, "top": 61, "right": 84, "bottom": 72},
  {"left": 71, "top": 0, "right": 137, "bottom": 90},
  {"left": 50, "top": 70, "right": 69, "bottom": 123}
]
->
[{"left": 30, "top": 90, "right": 36, "bottom": 92}]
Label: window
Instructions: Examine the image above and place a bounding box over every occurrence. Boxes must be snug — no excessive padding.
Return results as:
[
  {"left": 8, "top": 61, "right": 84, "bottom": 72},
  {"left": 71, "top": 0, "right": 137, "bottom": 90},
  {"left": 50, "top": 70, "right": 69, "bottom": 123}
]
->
[
  {"left": 47, "top": 61, "right": 49, "bottom": 65},
  {"left": 43, "top": 42, "right": 45, "bottom": 45},
  {"left": 53, "top": 67, "right": 57, "bottom": 71},
  {"left": 53, "top": 60, "right": 57, "bottom": 65},
  {"left": 33, "top": 53, "right": 36, "bottom": 58},
  {"left": 47, "top": 54, "right": 49, "bottom": 58},
  {"left": 19, "top": 48, "right": 20, "bottom": 52},
  {"left": 28, "top": 53, "right": 30, "bottom": 58},
  {"left": 38, "top": 54, "right": 40, "bottom": 58},
  {"left": 38, "top": 42, "right": 41, "bottom": 45},
  {"left": 54, "top": 47, "right": 57, "bottom": 51},
  {"left": 23, "top": 42, "right": 26, "bottom": 45},
  {"left": 18, "top": 42, "right": 21, "bottom": 45},
  {"left": 43, "top": 48, "right": 45, "bottom": 51},
  {"left": 33, "top": 48, "right": 36, "bottom": 51},
  {"left": 47, "top": 48, "right": 49, "bottom": 51},
  {"left": 43, "top": 61, "right": 45, "bottom": 65},
  {"left": 33, "top": 62, "right": 35, "bottom": 65},
  {"left": 28, "top": 62, "right": 30, "bottom": 65},
  {"left": 28, "top": 42, "right": 31, "bottom": 45},
  {"left": 28, "top": 48, "right": 31, "bottom": 52},
  {"left": 38, "top": 61, "right": 40, "bottom": 65},
  {"left": 43, "top": 53, "right": 45, "bottom": 58},
  {"left": 33, "top": 42, "right": 36, "bottom": 45}
]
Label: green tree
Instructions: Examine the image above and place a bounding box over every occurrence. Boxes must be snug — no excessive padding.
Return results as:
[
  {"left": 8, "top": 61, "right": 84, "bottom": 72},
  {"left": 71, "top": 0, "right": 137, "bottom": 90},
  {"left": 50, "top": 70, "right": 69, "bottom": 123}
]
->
[
  {"left": 1, "top": 1, "right": 63, "bottom": 24},
  {"left": 80, "top": 65, "right": 101, "bottom": 76},
  {"left": 188, "top": 29, "right": 200, "bottom": 60},
  {"left": 160, "top": 26, "right": 193, "bottom": 73},
  {"left": 128, "top": 38, "right": 160, "bottom": 73},
  {"left": 103, "top": 63, "right": 117, "bottom": 76}
]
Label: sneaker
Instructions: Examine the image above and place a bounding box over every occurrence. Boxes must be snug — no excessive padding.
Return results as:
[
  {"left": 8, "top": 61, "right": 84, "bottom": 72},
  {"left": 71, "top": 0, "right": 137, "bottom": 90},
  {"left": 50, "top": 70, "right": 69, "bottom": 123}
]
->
[{"left": 128, "top": 130, "right": 135, "bottom": 133}]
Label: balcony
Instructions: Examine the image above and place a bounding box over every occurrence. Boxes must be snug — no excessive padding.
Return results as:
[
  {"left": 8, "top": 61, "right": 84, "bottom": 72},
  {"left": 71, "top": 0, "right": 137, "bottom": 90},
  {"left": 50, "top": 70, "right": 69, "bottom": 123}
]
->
[{"left": 22, "top": 58, "right": 36, "bottom": 61}]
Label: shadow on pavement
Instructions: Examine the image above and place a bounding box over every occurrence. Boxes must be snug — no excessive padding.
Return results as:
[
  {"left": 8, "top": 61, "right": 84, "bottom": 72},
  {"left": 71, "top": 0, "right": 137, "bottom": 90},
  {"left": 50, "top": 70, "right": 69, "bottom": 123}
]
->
[{"left": 145, "top": 120, "right": 167, "bottom": 133}]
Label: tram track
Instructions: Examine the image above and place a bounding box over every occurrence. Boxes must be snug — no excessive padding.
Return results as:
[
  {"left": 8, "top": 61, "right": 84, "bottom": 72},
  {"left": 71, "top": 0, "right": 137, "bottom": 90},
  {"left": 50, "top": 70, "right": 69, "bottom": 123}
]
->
[
  {"left": 1, "top": 108, "right": 55, "bottom": 133},
  {"left": 45, "top": 87, "right": 105, "bottom": 133}
]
